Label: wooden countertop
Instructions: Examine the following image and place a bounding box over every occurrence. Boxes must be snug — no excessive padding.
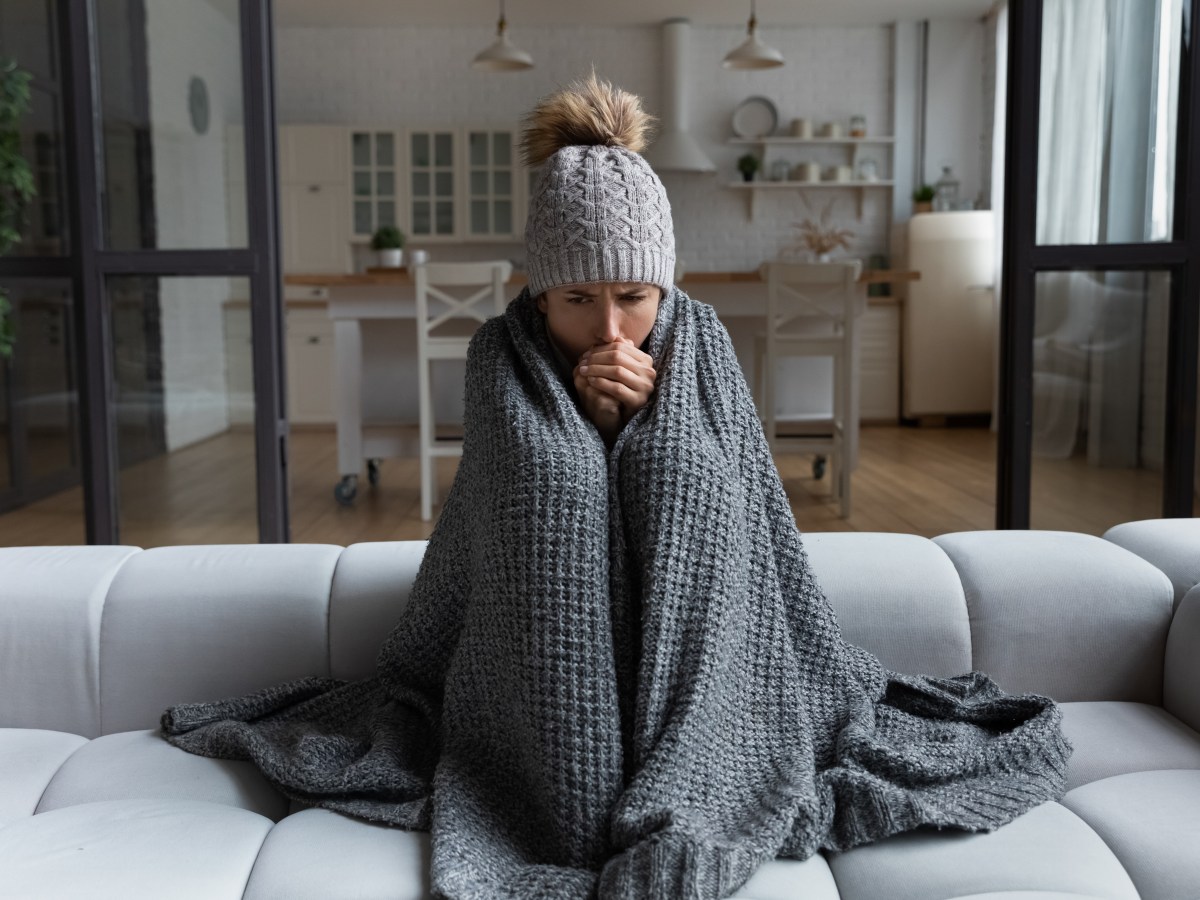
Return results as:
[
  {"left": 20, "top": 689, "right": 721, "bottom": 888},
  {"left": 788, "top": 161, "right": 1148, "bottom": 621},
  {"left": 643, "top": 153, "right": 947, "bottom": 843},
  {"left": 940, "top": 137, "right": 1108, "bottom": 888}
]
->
[{"left": 285, "top": 267, "right": 919, "bottom": 287}]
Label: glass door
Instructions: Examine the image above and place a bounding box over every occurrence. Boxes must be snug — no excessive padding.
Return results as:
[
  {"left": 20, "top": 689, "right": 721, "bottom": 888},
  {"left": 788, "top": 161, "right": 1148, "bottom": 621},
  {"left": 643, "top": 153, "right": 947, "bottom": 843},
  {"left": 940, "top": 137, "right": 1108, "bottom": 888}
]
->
[
  {"left": 0, "top": 0, "right": 286, "bottom": 545},
  {"left": 998, "top": 0, "right": 1199, "bottom": 530}
]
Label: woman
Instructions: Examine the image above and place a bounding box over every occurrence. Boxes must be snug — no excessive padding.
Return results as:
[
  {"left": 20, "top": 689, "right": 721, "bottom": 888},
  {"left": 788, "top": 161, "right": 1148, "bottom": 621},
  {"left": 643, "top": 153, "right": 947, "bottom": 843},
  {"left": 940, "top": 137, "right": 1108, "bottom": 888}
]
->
[{"left": 163, "top": 74, "right": 1071, "bottom": 899}]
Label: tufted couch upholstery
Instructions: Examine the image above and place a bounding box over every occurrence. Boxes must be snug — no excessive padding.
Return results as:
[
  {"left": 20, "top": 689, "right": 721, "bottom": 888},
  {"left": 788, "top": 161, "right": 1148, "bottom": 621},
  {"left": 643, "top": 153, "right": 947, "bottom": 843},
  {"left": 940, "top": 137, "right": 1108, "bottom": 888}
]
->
[{"left": 1, "top": 518, "right": 1198, "bottom": 899}]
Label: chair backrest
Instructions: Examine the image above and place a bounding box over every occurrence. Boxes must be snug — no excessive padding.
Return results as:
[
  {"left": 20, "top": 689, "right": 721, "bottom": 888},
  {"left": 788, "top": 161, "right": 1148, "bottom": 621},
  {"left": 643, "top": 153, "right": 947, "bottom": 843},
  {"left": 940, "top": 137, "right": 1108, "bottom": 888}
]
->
[
  {"left": 760, "top": 259, "right": 864, "bottom": 333},
  {"left": 414, "top": 261, "right": 513, "bottom": 339}
]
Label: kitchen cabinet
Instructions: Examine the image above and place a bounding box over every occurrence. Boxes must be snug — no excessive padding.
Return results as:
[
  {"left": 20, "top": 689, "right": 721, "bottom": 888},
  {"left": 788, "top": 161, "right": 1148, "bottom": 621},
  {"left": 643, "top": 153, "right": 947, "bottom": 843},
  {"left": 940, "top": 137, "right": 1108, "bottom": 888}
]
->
[
  {"left": 408, "top": 129, "right": 457, "bottom": 238},
  {"left": 466, "top": 129, "right": 519, "bottom": 239},
  {"left": 223, "top": 296, "right": 337, "bottom": 427},
  {"left": 349, "top": 129, "right": 400, "bottom": 239},
  {"left": 285, "top": 306, "right": 336, "bottom": 425},
  {"left": 727, "top": 137, "right": 894, "bottom": 220},
  {"left": 279, "top": 126, "right": 350, "bottom": 274},
  {"left": 859, "top": 305, "right": 901, "bottom": 421}
]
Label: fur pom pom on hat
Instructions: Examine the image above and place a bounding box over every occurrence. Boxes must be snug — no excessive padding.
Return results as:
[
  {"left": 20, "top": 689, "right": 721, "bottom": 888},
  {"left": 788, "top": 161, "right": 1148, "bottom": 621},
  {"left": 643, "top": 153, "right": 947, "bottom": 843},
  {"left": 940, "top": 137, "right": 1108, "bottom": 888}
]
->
[{"left": 521, "top": 72, "right": 676, "bottom": 298}]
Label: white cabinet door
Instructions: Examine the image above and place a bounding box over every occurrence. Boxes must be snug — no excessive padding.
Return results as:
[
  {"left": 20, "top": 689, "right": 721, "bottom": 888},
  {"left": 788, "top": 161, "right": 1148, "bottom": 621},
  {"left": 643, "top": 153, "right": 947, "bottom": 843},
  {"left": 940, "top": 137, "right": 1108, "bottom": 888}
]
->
[
  {"left": 286, "top": 309, "right": 335, "bottom": 424},
  {"left": 280, "top": 125, "right": 347, "bottom": 185},
  {"left": 281, "top": 182, "right": 348, "bottom": 274},
  {"left": 859, "top": 305, "right": 900, "bottom": 421}
]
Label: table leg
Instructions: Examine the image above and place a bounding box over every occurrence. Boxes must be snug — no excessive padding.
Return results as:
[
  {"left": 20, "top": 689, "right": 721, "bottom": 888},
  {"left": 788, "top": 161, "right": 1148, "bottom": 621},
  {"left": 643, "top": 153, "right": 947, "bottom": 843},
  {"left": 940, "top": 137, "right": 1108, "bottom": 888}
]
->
[{"left": 334, "top": 319, "right": 363, "bottom": 477}]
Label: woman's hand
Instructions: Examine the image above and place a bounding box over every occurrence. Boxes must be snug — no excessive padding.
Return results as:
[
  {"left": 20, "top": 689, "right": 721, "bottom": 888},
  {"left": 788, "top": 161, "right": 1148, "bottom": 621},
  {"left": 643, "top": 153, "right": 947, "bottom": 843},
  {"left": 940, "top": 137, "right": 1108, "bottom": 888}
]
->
[{"left": 573, "top": 339, "right": 657, "bottom": 445}]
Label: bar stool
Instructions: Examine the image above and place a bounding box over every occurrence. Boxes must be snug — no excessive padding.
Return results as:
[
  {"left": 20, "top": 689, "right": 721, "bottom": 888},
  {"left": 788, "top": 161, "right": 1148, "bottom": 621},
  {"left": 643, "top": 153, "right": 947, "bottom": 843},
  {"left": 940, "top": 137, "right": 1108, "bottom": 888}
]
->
[{"left": 754, "top": 259, "right": 863, "bottom": 518}]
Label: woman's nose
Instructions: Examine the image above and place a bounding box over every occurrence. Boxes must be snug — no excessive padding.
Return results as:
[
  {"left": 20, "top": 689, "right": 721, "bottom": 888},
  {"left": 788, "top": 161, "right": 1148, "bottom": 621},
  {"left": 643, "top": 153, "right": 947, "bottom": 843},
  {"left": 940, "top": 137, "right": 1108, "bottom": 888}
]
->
[{"left": 595, "top": 299, "right": 622, "bottom": 343}]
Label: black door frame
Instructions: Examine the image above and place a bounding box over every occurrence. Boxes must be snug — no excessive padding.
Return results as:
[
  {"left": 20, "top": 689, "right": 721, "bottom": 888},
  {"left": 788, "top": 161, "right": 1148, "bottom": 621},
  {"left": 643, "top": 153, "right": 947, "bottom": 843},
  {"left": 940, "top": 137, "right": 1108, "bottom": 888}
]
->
[
  {"left": 0, "top": 0, "right": 288, "bottom": 543},
  {"left": 998, "top": 0, "right": 1200, "bottom": 527}
]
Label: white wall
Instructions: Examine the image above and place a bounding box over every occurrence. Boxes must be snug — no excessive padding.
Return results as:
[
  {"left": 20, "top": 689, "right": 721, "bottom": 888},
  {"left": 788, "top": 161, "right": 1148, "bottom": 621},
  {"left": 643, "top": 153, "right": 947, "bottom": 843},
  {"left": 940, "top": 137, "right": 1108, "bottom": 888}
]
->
[
  {"left": 924, "top": 18, "right": 986, "bottom": 207},
  {"left": 145, "top": 0, "right": 243, "bottom": 451},
  {"left": 274, "top": 22, "right": 895, "bottom": 269}
]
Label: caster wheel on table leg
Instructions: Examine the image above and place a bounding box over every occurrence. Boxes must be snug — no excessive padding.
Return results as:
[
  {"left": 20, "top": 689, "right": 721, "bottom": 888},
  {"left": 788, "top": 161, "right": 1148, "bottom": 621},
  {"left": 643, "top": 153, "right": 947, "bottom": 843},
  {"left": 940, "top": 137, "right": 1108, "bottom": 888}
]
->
[
  {"left": 367, "top": 458, "right": 381, "bottom": 487},
  {"left": 812, "top": 456, "right": 827, "bottom": 480},
  {"left": 334, "top": 475, "right": 358, "bottom": 505}
]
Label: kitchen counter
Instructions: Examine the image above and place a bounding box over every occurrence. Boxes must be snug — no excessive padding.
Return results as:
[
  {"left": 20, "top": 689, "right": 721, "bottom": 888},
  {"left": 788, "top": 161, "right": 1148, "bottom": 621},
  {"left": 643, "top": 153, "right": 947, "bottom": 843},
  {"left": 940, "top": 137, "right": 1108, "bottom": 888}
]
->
[{"left": 283, "top": 268, "right": 917, "bottom": 305}]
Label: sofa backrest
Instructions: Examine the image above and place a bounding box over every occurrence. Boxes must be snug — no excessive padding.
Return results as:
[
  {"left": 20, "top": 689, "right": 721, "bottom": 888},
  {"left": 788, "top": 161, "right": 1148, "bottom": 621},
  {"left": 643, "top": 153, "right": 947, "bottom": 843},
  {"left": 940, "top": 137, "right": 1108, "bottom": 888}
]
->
[{"left": 0, "top": 529, "right": 1178, "bottom": 737}]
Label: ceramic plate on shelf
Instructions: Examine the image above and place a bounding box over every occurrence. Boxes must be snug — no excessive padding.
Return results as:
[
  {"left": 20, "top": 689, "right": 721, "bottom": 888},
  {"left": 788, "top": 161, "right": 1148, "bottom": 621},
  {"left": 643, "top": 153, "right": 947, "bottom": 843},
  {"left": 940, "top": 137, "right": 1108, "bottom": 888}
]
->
[{"left": 731, "top": 96, "right": 778, "bottom": 139}]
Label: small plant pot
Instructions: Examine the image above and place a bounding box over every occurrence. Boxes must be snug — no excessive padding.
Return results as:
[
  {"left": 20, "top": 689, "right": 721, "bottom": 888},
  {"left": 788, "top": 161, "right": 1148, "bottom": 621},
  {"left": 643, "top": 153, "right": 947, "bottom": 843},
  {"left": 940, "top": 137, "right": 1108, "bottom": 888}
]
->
[
  {"left": 740, "top": 171, "right": 757, "bottom": 183},
  {"left": 378, "top": 248, "right": 404, "bottom": 268},
  {"left": 913, "top": 201, "right": 933, "bottom": 215}
]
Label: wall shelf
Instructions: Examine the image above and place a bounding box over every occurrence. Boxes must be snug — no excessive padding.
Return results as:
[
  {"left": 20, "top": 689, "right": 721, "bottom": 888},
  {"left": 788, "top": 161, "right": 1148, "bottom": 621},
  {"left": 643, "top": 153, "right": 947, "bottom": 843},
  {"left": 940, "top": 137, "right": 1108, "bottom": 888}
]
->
[
  {"left": 729, "top": 136, "right": 896, "bottom": 145},
  {"left": 728, "top": 181, "right": 894, "bottom": 219},
  {"left": 728, "top": 136, "right": 896, "bottom": 220}
]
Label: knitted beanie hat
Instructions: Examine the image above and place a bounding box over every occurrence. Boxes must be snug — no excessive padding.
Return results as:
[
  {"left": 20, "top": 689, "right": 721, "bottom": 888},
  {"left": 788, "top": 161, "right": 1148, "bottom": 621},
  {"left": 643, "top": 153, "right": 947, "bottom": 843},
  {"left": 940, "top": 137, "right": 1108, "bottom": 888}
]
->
[{"left": 520, "top": 73, "right": 676, "bottom": 298}]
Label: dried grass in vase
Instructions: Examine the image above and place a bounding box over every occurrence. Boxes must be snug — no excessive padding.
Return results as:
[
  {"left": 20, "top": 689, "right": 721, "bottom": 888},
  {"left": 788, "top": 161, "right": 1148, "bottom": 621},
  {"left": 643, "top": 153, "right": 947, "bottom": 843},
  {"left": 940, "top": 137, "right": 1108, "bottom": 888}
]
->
[{"left": 790, "top": 197, "right": 855, "bottom": 260}]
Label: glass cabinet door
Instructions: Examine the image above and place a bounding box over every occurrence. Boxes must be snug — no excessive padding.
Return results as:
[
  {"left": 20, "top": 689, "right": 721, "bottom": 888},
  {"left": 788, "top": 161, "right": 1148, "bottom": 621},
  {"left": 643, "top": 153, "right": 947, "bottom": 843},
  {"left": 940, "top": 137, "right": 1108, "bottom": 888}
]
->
[
  {"left": 410, "top": 130, "right": 455, "bottom": 237},
  {"left": 467, "top": 130, "right": 516, "bottom": 237},
  {"left": 350, "top": 129, "right": 398, "bottom": 239}
]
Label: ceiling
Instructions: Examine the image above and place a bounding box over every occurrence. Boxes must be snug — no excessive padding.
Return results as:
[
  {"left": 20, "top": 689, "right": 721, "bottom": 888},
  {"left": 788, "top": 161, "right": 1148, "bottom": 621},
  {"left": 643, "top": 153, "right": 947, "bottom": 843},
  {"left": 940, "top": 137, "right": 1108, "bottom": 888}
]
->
[{"left": 274, "top": 0, "right": 994, "bottom": 29}]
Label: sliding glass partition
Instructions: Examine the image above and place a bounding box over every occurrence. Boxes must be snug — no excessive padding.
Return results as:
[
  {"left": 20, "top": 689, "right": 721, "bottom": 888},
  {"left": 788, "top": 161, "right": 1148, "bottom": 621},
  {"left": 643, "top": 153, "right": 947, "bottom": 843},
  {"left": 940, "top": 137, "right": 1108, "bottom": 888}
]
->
[
  {"left": 999, "top": 0, "right": 1198, "bottom": 530},
  {"left": 0, "top": 0, "right": 286, "bottom": 546}
]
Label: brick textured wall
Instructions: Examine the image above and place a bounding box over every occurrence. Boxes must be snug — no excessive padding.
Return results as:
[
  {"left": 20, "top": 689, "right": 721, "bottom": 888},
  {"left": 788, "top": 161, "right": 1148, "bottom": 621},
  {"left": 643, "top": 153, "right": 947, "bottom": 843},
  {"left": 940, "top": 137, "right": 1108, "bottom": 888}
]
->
[{"left": 275, "top": 23, "right": 894, "bottom": 270}]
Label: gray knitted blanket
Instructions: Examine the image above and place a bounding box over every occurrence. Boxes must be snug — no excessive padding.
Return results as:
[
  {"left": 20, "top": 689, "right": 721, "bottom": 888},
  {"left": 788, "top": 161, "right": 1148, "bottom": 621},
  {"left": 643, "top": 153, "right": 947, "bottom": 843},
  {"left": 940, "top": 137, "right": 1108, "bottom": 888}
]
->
[{"left": 162, "top": 287, "right": 1071, "bottom": 899}]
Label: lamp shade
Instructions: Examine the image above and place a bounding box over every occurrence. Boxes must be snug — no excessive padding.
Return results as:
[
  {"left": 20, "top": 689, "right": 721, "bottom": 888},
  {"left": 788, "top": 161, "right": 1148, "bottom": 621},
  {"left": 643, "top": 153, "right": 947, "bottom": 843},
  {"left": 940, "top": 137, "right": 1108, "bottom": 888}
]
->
[
  {"left": 472, "top": 23, "right": 534, "bottom": 71},
  {"left": 722, "top": 25, "right": 785, "bottom": 69}
]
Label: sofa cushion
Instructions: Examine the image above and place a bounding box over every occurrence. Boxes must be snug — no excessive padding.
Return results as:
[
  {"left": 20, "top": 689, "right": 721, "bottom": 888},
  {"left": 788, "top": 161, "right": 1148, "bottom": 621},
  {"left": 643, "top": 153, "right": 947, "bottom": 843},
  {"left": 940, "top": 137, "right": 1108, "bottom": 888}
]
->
[
  {"left": 1061, "top": 770, "right": 1200, "bottom": 900},
  {"left": 329, "top": 541, "right": 426, "bottom": 682},
  {"left": 98, "top": 544, "right": 344, "bottom": 734},
  {"left": 0, "top": 729, "right": 88, "bottom": 827},
  {"left": 0, "top": 798, "right": 271, "bottom": 900},
  {"left": 1059, "top": 701, "right": 1200, "bottom": 791},
  {"left": 35, "top": 729, "right": 289, "bottom": 821},
  {"left": 932, "top": 531, "right": 1173, "bottom": 703},
  {"left": 0, "top": 546, "right": 140, "bottom": 737},
  {"left": 802, "top": 534, "right": 972, "bottom": 677},
  {"left": 823, "top": 801, "right": 1139, "bottom": 900},
  {"left": 242, "top": 807, "right": 429, "bottom": 900},
  {"left": 1165, "top": 584, "right": 1200, "bottom": 733},
  {"left": 1103, "top": 518, "right": 1200, "bottom": 609},
  {"left": 733, "top": 854, "right": 840, "bottom": 899}
]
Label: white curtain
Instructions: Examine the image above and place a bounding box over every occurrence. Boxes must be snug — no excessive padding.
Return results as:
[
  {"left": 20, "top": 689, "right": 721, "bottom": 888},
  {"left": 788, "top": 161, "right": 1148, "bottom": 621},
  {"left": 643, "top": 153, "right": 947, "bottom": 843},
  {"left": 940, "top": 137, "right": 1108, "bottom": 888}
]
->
[
  {"left": 989, "top": 2, "right": 1006, "bottom": 434},
  {"left": 1029, "top": 0, "right": 1178, "bottom": 464}
]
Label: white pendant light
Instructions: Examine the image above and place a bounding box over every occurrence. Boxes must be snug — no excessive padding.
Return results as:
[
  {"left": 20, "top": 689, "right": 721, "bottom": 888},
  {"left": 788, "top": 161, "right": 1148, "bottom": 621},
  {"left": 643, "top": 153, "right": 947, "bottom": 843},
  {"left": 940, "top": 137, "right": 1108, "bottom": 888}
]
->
[
  {"left": 722, "top": 0, "right": 784, "bottom": 70},
  {"left": 472, "top": 0, "right": 534, "bottom": 72}
]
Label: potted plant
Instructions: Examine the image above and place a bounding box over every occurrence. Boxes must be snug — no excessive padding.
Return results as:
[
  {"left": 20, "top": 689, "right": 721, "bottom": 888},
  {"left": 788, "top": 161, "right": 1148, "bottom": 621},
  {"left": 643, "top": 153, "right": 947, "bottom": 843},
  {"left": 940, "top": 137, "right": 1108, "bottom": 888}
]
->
[
  {"left": 371, "top": 225, "right": 405, "bottom": 268},
  {"left": 912, "top": 184, "right": 935, "bottom": 215},
  {"left": 0, "top": 57, "right": 35, "bottom": 359},
  {"left": 736, "top": 153, "right": 760, "bottom": 183}
]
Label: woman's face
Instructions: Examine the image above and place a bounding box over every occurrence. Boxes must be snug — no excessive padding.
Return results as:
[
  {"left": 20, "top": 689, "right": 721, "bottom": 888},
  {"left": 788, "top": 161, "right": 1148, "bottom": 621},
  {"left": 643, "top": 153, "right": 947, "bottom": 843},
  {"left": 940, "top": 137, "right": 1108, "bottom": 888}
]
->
[{"left": 537, "top": 282, "right": 662, "bottom": 363}]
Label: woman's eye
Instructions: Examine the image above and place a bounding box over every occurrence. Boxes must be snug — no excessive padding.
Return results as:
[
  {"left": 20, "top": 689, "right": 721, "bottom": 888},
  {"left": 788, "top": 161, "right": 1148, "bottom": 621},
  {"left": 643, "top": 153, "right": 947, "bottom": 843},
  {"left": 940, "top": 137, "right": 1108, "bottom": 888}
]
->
[
  {"left": 621, "top": 295, "right": 647, "bottom": 303},
  {"left": 566, "top": 295, "right": 590, "bottom": 304}
]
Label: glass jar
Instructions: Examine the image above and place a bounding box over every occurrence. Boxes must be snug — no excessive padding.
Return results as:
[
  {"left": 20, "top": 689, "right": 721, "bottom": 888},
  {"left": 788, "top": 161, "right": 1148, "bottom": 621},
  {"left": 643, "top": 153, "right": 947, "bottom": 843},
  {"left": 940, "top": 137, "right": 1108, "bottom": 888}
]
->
[
  {"left": 857, "top": 158, "right": 878, "bottom": 182},
  {"left": 771, "top": 159, "right": 791, "bottom": 182},
  {"left": 849, "top": 115, "right": 867, "bottom": 138},
  {"left": 933, "top": 165, "right": 960, "bottom": 211}
]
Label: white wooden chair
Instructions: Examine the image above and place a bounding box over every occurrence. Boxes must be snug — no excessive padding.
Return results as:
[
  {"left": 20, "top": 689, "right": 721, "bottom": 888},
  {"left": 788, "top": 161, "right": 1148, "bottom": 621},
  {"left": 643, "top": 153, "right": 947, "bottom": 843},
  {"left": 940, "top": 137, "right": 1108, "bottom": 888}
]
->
[
  {"left": 754, "top": 260, "right": 864, "bottom": 518},
  {"left": 415, "top": 261, "right": 512, "bottom": 521}
]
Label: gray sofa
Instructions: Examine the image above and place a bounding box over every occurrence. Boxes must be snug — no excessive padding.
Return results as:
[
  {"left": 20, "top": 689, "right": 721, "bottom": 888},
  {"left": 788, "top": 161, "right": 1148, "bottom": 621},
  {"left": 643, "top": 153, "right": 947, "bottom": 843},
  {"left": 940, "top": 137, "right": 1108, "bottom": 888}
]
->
[{"left": 1, "top": 518, "right": 1198, "bottom": 900}]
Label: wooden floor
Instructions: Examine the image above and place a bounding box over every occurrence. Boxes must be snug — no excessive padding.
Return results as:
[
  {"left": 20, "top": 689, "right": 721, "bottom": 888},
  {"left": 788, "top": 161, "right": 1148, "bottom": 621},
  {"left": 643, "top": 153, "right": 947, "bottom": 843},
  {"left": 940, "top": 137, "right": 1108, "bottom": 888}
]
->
[{"left": 0, "top": 424, "right": 1189, "bottom": 548}]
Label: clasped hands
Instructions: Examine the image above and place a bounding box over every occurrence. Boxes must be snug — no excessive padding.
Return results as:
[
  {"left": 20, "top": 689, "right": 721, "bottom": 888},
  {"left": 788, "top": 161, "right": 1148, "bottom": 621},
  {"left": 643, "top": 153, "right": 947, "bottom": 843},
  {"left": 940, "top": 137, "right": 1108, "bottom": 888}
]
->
[{"left": 572, "top": 339, "right": 657, "bottom": 447}]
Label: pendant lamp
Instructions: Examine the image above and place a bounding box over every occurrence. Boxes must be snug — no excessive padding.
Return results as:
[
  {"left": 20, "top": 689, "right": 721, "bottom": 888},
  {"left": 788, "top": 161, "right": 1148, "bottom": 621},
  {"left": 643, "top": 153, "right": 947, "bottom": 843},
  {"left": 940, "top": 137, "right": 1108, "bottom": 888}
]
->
[
  {"left": 472, "top": 0, "right": 534, "bottom": 72},
  {"left": 722, "top": 0, "right": 784, "bottom": 70}
]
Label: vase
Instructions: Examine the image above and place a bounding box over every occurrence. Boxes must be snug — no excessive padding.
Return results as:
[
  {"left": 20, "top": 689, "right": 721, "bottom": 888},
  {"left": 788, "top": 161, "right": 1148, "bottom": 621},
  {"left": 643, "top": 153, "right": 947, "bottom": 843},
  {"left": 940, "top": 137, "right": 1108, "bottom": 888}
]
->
[{"left": 378, "top": 248, "right": 403, "bottom": 268}]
